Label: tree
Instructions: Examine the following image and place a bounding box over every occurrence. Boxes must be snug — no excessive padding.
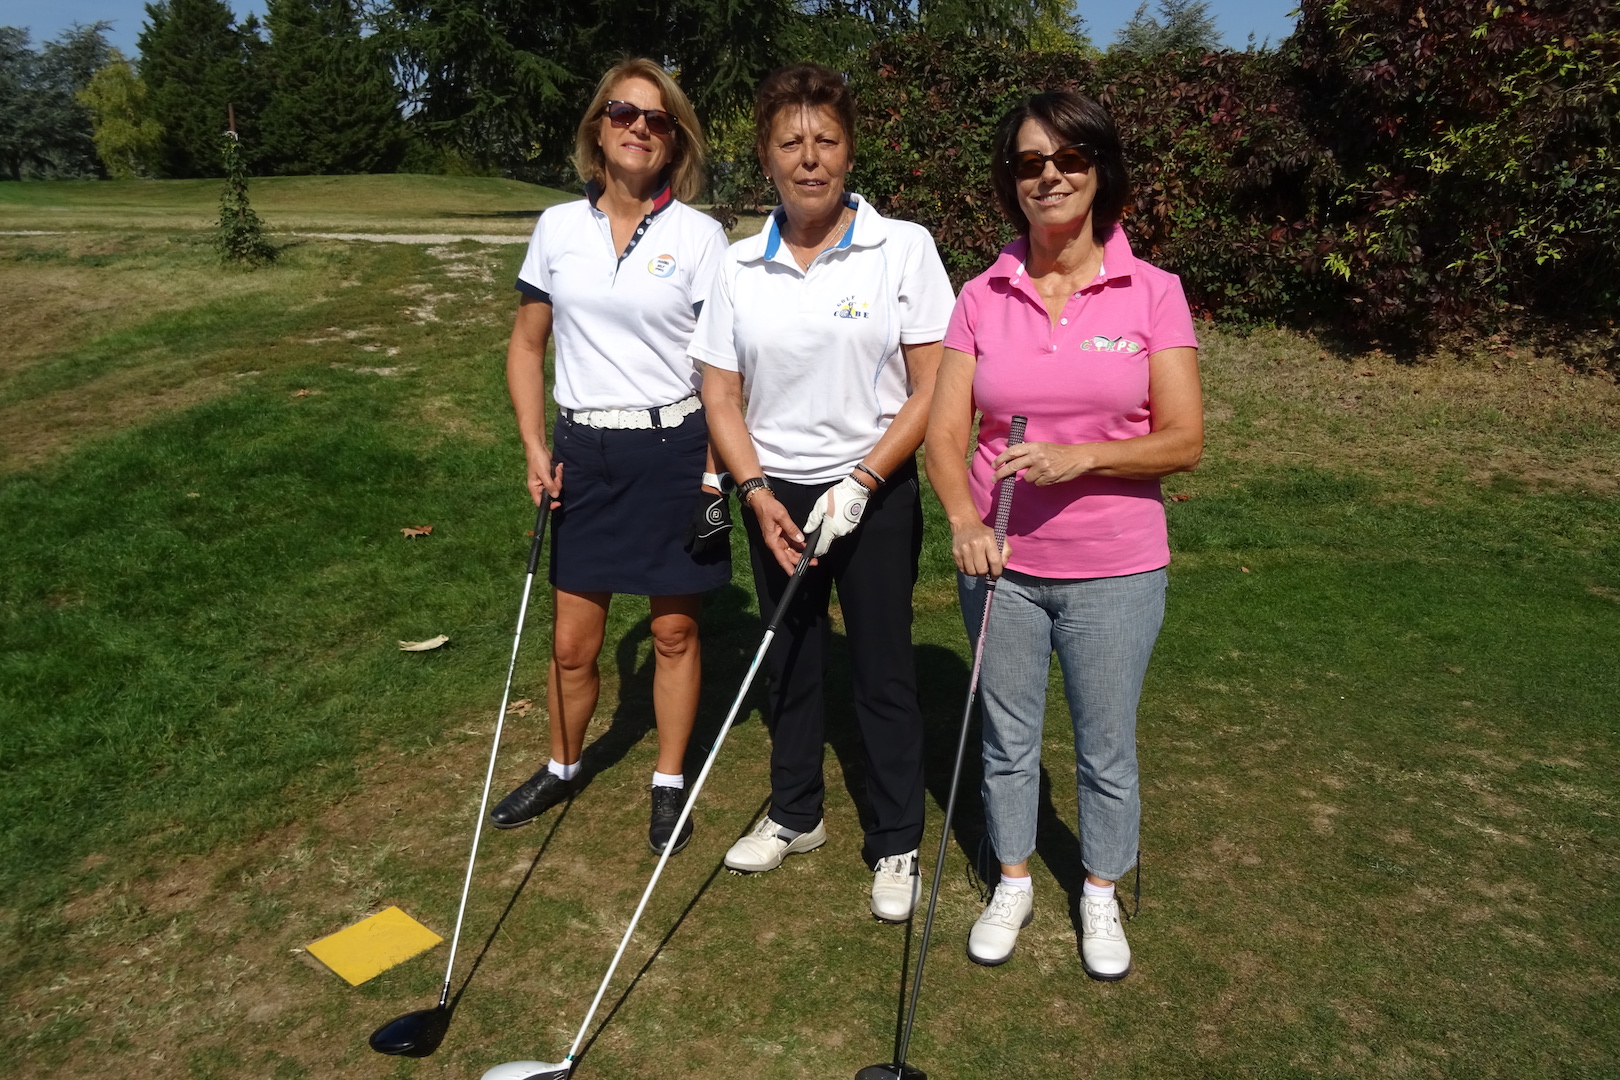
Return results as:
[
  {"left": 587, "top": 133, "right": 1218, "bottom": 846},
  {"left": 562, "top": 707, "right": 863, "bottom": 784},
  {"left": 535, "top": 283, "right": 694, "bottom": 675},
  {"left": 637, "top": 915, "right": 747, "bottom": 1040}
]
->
[
  {"left": 259, "top": 0, "right": 404, "bottom": 174},
  {"left": 1113, "top": 0, "right": 1220, "bottom": 55},
  {"left": 77, "top": 50, "right": 163, "bottom": 178},
  {"left": 138, "top": 0, "right": 256, "bottom": 177},
  {"left": 0, "top": 23, "right": 113, "bottom": 180}
]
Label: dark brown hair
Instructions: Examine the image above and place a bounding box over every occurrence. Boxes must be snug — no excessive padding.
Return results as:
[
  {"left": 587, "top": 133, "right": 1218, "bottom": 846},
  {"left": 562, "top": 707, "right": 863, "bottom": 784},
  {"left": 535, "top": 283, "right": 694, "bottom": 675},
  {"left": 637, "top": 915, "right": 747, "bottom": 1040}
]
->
[
  {"left": 990, "top": 92, "right": 1130, "bottom": 240},
  {"left": 753, "top": 62, "right": 857, "bottom": 162}
]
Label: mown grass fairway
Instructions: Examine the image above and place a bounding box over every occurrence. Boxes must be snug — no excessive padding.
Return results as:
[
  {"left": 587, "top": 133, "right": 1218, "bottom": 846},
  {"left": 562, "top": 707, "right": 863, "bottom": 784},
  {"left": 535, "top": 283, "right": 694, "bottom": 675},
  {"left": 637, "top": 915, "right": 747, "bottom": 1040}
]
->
[{"left": 2, "top": 178, "right": 1617, "bottom": 1080}]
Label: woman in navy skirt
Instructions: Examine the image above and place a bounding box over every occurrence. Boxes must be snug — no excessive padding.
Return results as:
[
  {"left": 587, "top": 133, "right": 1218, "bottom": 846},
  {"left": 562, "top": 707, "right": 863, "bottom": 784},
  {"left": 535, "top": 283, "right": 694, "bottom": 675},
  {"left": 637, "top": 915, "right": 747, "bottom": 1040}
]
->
[{"left": 493, "top": 58, "right": 731, "bottom": 856}]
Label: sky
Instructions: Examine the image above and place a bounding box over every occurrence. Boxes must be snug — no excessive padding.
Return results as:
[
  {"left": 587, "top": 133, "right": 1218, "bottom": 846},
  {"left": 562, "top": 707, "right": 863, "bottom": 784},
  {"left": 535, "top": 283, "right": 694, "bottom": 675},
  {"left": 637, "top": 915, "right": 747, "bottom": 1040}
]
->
[{"left": 7, "top": 0, "right": 1302, "bottom": 61}]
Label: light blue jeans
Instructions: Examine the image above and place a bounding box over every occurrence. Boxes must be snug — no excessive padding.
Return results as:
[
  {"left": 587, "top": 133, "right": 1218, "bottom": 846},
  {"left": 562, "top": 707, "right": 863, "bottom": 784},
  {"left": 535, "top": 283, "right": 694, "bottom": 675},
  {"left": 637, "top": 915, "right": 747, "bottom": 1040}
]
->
[{"left": 958, "top": 566, "right": 1166, "bottom": 882}]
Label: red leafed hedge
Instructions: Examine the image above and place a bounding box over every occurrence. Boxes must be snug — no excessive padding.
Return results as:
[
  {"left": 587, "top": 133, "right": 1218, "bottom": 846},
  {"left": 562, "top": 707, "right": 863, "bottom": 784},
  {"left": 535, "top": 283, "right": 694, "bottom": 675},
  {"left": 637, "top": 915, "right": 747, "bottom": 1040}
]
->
[{"left": 849, "top": 2, "right": 1620, "bottom": 350}]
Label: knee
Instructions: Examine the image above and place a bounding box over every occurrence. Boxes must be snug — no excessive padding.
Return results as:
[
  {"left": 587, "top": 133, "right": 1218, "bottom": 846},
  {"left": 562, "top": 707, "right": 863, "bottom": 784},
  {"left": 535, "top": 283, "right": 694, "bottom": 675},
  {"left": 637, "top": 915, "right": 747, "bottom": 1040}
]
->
[
  {"left": 650, "top": 618, "right": 698, "bottom": 662},
  {"left": 552, "top": 630, "right": 602, "bottom": 673}
]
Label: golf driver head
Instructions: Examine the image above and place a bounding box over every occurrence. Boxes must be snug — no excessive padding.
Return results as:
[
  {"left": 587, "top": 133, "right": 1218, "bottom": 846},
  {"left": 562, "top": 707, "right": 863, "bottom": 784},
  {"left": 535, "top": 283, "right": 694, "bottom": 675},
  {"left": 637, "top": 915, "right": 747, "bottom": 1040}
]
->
[
  {"left": 369, "top": 1005, "right": 451, "bottom": 1057},
  {"left": 480, "top": 1060, "right": 571, "bottom": 1080},
  {"left": 856, "top": 1065, "right": 927, "bottom": 1080}
]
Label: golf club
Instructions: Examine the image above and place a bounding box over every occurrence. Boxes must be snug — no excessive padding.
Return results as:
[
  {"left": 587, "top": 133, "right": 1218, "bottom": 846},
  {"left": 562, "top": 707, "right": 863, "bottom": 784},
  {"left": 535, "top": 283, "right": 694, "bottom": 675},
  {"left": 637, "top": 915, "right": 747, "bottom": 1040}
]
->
[
  {"left": 480, "top": 527, "right": 823, "bottom": 1080},
  {"left": 857, "top": 414, "right": 1028, "bottom": 1080},
  {"left": 369, "top": 499, "right": 551, "bottom": 1058}
]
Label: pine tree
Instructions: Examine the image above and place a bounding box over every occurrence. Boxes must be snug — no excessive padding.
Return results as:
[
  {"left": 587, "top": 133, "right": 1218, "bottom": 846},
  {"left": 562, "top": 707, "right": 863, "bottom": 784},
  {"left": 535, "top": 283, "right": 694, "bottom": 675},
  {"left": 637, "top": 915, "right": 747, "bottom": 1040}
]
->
[
  {"left": 138, "top": 0, "right": 254, "bottom": 177},
  {"left": 216, "top": 130, "right": 276, "bottom": 266},
  {"left": 259, "top": 0, "right": 404, "bottom": 174},
  {"left": 1114, "top": 0, "right": 1221, "bottom": 55},
  {"left": 0, "top": 23, "right": 113, "bottom": 179}
]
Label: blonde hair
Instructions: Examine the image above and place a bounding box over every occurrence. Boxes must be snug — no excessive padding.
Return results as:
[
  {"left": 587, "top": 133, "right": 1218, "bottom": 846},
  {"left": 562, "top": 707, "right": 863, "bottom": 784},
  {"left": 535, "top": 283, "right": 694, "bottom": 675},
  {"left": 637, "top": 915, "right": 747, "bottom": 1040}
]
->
[{"left": 572, "top": 59, "right": 706, "bottom": 203}]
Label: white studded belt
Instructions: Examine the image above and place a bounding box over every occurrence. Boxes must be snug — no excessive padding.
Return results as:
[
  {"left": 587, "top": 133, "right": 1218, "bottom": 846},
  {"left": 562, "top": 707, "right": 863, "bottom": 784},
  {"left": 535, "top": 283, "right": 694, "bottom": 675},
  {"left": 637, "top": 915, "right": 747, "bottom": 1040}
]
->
[{"left": 561, "top": 394, "right": 701, "bottom": 430}]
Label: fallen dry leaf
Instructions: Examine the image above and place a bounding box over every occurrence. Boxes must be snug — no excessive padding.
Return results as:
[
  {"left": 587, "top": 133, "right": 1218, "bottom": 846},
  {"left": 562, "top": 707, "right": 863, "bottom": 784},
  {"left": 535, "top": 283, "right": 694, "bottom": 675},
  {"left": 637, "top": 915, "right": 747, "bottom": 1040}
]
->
[
  {"left": 293, "top": 388, "right": 317, "bottom": 397},
  {"left": 186, "top": 492, "right": 200, "bottom": 498},
  {"left": 399, "top": 635, "right": 449, "bottom": 652},
  {"left": 1240, "top": 566, "right": 1251, "bottom": 573},
  {"left": 1168, "top": 493, "right": 1192, "bottom": 502},
  {"left": 506, "top": 698, "right": 533, "bottom": 717},
  {"left": 400, "top": 525, "right": 433, "bottom": 539}
]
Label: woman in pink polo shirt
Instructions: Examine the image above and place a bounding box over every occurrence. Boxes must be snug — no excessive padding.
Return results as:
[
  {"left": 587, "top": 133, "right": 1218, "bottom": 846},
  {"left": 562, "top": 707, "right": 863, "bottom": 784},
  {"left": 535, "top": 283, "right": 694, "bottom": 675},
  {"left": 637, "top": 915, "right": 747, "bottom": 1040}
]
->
[{"left": 925, "top": 91, "right": 1204, "bottom": 980}]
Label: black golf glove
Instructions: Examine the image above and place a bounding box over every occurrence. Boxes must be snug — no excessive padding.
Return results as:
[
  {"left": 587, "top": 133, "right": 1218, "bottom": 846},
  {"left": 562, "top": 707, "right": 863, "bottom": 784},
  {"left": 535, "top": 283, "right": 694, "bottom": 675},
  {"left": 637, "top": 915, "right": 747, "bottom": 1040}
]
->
[{"left": 685, "top": 489, "right": 732, "bottom": 557}]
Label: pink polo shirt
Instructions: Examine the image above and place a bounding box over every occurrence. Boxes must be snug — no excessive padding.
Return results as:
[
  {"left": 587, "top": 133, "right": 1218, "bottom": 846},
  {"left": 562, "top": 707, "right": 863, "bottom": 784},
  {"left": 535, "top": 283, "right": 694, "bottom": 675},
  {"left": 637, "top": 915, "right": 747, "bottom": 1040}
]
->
[{"left": 943, "top": 228, "right": 1198, "bottom": 579}]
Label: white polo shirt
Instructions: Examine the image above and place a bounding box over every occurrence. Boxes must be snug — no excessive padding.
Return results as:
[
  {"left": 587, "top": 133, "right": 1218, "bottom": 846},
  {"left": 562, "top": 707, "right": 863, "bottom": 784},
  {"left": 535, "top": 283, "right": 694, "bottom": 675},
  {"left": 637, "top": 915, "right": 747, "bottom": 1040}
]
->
[
  {"left": 689, "top": 193, "right": 955, "bottom": 483},
  {"left": 516, "top": 183, "right": 728, "bottom": 411}
]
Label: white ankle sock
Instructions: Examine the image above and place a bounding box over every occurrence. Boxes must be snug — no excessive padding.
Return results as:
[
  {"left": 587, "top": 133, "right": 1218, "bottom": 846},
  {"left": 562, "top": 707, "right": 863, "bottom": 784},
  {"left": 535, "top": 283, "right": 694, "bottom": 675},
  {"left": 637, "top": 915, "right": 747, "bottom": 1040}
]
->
[
  {"left": 548, "top": 758, "right": 580, "bottom": 781},
  {"left": 1083, "top": 879, "right": 1116, "bottom": 900},
  {"left": 1000, "top": 874, "right": 1033, "bottom": 894},
  {"left": 651, "top": 770, "right": 684, "bottom": 789}
]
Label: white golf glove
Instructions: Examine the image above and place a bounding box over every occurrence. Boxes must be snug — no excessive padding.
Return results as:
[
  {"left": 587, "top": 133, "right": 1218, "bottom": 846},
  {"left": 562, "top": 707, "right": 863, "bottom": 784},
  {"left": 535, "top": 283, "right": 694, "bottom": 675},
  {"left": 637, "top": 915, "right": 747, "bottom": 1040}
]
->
[{"left": 803, "top": 475, "right": 871, "bottom": 558}]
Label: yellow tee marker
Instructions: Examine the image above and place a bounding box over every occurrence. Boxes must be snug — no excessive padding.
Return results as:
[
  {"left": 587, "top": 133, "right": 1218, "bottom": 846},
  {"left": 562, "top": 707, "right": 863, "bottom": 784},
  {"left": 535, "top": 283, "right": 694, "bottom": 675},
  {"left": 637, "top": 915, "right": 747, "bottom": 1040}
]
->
[{"left": 306, "top": 906, "right": 443, "bottom": 986}]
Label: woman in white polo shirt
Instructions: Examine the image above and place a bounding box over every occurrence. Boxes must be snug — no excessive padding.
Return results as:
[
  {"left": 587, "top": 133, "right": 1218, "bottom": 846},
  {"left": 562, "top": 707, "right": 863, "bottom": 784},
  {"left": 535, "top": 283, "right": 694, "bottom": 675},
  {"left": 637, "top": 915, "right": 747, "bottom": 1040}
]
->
[
  {"left": 493, "top": 58, "right": 731, "bottom": 858},
  {"left": 694, "top": 63, "right": 955, "bottom": 922}
]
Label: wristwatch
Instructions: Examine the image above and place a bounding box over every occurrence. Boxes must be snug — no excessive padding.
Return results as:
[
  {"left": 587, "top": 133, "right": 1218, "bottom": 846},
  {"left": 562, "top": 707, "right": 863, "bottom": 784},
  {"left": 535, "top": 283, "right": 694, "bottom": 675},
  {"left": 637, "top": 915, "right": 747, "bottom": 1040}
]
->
[{"left": 736, "top": 476, "right": 771, "bottom": 504}]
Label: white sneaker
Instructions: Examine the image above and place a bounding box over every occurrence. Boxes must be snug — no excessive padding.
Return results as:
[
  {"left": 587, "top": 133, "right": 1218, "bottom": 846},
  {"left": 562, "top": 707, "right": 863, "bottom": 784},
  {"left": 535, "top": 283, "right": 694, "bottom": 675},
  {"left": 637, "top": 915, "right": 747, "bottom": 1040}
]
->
[
  {"left": 723, "top": 814, "right": 826, "bottom": 873},
  {"left": 1079, "top": 893, "right": 1131, "bottom": 980},
  {"left": 870, "top": 850, "right": 921, "bottom": 922},
  {"left": 966, "top": 883, "right": 1034, "bottom": 966}
]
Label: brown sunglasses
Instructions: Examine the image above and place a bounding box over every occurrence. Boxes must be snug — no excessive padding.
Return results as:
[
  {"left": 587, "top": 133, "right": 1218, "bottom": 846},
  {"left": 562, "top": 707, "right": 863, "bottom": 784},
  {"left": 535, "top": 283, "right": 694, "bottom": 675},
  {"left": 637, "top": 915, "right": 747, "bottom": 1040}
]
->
[
  {"left": 603, "top": 100, "right": 679, "bottom": 137},
  {"left": 1006, "top": 144, "right": 1094, "bottom": 180}
]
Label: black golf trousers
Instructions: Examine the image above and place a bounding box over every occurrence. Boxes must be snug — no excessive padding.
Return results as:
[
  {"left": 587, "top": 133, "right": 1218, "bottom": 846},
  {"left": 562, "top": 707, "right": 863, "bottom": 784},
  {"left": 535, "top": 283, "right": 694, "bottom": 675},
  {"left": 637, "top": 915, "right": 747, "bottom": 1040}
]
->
[{"left": 742, "top": 459, "right": 926, "bottom": 861}]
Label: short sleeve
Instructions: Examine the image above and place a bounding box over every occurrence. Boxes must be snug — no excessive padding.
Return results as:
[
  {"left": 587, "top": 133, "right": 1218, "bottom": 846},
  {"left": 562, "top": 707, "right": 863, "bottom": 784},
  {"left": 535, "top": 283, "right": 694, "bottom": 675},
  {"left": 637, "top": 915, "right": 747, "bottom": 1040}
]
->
[
  {"left": 895, "top": 227, "right": 955, "bottom": 344},
  {"left": 943, "top": 284, "right": 979, "bottom": 356},
  {"left": 1148, "top": 272, "right": 1199, "bottom": 354},
  {"left": 688, "top": 256, "right": 740, "bottom": 372},
  {"left": 514, "top": 209, "right": 552, "bottom": 302},
  {"left": 688, "top": 218, "right": 727, "bottom": 309}
]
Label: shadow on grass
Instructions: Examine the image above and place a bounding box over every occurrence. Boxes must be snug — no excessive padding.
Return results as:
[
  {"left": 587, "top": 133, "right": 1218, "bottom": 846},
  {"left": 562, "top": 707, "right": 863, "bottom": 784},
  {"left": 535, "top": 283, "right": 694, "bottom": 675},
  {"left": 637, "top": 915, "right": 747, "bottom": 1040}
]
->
[
  {"left": 448, "top": 795, "right": 576, "bottom": 1013},
  {"left": 573, "top": 794, "right": 772, "bottom": 1070}
]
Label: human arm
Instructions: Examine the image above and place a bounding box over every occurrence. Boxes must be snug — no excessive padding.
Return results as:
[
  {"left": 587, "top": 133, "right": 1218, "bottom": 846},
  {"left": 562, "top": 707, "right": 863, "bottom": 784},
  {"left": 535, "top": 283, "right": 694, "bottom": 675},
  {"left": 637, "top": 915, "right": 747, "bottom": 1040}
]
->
[
  {"left": 924, "top": 347, "right": 1007, "bottom": 578},
  {"left": 506, "top": 296, "right": 563, "bottom": 507},
  {"left": 991, "top": 346, "right": 1203, "bottom": 485},
  {"left": 701, "top": 363, "right": 805, "bottom": 574}
]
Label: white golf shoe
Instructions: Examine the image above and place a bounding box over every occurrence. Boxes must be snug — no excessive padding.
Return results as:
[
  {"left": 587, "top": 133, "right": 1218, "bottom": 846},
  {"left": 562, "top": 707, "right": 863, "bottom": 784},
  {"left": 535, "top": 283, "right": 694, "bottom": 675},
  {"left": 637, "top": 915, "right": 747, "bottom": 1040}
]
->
[
  {"left": 1079, "top": 893, "right": 1132, "bottom": 980},
  {"left": 869, "top": 850, "right": 921, "bottom": 922},
  {"left": 966, "top": 883, "right": 1034, "bottom": 966},
  {"left": 723, "top": 814, "right": 826, "bottom": 873}
]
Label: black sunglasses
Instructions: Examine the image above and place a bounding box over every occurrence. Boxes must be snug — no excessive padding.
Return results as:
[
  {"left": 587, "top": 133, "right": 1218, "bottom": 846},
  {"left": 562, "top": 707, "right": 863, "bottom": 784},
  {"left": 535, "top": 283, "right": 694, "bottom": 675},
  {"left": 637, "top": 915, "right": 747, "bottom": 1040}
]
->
[
  {"left": 603, "top": 100, "right": 679, "bottom": 137},
  {"left": 1006, "top": 144, "right": 1095, "bottom": 180}
]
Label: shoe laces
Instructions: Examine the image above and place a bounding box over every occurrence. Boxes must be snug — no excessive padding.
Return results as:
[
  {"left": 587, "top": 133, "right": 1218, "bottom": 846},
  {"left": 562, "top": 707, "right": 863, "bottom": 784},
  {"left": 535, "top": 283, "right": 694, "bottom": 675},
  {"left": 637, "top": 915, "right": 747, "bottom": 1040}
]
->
[
  {"left": 1081, "top": 894, "right": 1123, "bottom": 938},
  {"left": 874, "top": 853, "right": 913, "bottom": 884},
  {"left": 747, "top": 814, "right": 784, "bottom": 841},
  {"left": 650, "top": 786, "right": 683, "bottom": 820},
  {"left": 982, "top": 883, "right": 1026, "bottom": 927}
]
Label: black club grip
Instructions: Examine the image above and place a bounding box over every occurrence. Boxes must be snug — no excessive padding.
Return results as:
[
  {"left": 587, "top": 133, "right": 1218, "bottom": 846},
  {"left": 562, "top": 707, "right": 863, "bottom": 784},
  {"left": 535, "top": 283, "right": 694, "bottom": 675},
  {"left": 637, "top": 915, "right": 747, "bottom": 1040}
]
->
[{"left": 992, "top": 415, "right": 1028, "bottom": 551}]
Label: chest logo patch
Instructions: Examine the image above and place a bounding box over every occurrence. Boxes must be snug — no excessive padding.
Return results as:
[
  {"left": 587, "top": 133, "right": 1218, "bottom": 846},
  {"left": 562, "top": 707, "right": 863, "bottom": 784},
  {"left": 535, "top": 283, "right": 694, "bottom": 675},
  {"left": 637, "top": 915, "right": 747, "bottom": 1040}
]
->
[
  {"left": 833, "top": 295, "right": 871, "bottom": 320},
  {"left": 647, "top": 254, "right": 677, "bottom": 278},
  {"left": 1080, "top": 335, "right": 1144, "bottom": 353}
]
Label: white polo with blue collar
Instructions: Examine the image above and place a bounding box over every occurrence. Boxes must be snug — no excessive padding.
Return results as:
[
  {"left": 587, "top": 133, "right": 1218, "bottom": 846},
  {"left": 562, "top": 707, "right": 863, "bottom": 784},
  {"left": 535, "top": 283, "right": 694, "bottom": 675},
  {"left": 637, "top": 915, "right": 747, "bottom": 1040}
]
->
[
  {"left": 516, "top": 182, "right": 728, "bottom": 412},
  {"left": 688, "top": 193, "right": 955, "bottom": 484}
]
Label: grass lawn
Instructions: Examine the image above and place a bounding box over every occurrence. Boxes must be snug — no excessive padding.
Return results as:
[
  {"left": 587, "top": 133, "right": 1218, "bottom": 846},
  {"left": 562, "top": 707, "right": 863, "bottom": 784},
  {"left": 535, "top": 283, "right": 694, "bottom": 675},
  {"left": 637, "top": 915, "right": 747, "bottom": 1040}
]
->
[{"left": 2, "top": 176, "right": 1617, "bottom": 1080}]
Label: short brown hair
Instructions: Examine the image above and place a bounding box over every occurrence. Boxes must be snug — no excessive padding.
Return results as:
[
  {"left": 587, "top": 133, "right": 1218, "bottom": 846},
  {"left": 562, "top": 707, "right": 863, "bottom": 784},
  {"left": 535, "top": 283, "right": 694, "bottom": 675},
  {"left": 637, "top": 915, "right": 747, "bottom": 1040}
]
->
[
  {"left": 989, "top": 92, "right": 1130, "bottom": 240},
  {"left": 573, "top": 58, "right": 706, "bottom": 203},
  {"left": 753, "top": 62, "right": 857, "bottom": 163}
]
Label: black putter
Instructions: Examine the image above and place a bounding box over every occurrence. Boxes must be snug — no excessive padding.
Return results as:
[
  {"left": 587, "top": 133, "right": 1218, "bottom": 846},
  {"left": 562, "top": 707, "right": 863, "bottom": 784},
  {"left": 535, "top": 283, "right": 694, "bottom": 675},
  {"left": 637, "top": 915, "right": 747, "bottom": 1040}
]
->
[
  {"left": 369, "top": 499, "right": 551, "bottom": 1057},
  {"left": 478, "top": 530, "right": 822, "bottom": 1080},
  {"left": 857, "top": 415, "right": 1028, "bottom": 1080}
]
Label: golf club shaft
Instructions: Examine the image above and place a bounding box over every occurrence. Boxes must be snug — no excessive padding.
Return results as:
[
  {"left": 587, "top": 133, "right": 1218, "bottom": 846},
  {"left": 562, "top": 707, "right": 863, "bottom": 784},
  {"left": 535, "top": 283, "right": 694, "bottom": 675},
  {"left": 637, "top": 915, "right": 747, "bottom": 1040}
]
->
[
  {"left": 437, "top": 500, "right": 551, "bottom": 1008},
  {"left": 894, "top": 415, "right": 1026, "bottom": 1068},
  {"left": 560, "top": 530, "right": 822, "bottom": 1067}
]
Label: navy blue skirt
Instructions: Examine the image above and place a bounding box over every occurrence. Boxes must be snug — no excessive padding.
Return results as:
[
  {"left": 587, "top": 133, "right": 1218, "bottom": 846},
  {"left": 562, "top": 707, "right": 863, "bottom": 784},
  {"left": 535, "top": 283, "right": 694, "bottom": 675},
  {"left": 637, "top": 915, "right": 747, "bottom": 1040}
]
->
[{"left": 549, "top": 410, "right": 731, "bottom": 596}]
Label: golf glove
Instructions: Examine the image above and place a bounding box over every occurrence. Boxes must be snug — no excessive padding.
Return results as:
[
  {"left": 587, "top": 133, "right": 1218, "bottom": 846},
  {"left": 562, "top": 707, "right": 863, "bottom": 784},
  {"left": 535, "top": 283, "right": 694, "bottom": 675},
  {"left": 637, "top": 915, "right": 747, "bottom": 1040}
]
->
[
  {"left": 803, "top": 476, "right": 870, "bottom": 558},
  {"left": 684, "top": 489, "right": 733, "bottom": 558}
]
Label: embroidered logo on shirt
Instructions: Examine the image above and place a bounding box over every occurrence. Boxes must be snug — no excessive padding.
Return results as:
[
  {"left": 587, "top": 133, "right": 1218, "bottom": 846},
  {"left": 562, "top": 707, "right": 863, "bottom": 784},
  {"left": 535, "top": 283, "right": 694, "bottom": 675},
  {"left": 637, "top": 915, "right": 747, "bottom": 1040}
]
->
[
  {"left": 833, "top": 295, "right": 871, "bottom": 319},
  {"left": 1079, "top": 335, "right": 1144, "bottom": 353},
  {"left": 647, "top": 254, "right": 677, "bottom": 278}
]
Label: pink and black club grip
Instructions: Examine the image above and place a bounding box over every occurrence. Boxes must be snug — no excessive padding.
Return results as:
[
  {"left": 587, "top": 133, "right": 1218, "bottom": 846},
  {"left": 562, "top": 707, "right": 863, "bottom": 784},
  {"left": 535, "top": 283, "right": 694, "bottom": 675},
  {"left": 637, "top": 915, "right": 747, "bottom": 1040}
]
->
[{"left": 991, "top": 415, "right": 1028, "bottom": 554}]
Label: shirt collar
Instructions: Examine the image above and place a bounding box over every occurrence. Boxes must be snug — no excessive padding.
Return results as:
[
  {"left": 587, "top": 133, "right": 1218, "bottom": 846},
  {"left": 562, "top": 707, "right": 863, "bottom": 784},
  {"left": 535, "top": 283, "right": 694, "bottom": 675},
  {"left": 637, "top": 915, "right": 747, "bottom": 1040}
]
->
[
  {"left": 745, "top": 192, "right": 880, "bottom": 265},
  {"left": 989, "top": 225, "right": 1138, "bottom": 289},
  {"left": 584, "top": 177, "right": 675, "bottom": 218}
]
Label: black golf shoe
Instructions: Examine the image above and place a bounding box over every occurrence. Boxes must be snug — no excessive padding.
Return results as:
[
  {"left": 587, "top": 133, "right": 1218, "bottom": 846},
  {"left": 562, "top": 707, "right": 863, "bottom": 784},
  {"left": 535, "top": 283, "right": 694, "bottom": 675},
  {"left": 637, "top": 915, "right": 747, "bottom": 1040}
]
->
[
  {"left": 648, "top": 785, "right": 694, "bottom": 855},
  {"left": 489, "top": 769, "right": 579, "bottom": 829}
]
